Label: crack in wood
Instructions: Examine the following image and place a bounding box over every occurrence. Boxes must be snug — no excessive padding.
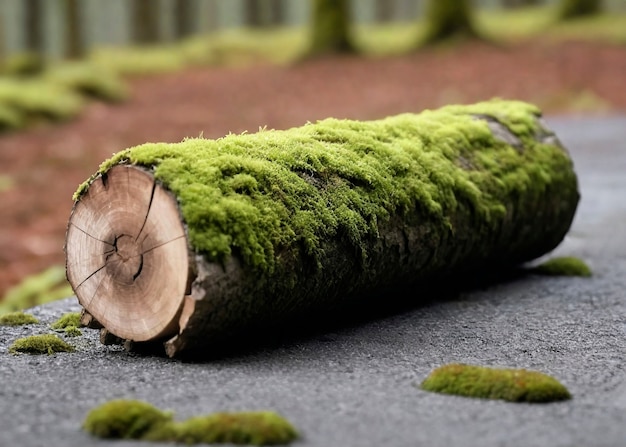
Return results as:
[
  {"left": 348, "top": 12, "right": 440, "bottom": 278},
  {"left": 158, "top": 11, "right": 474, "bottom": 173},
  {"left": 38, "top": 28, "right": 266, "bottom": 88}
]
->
[{"left": 135, "top": 179, "right": 156, "bottom": 243}]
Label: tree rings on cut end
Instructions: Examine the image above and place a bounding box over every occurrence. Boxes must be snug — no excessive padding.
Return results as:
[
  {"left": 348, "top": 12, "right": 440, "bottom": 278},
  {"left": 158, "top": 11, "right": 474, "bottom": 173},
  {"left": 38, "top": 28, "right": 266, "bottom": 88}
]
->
[{"left": 65, "top": 165, "right": 190, "bottom": 342}]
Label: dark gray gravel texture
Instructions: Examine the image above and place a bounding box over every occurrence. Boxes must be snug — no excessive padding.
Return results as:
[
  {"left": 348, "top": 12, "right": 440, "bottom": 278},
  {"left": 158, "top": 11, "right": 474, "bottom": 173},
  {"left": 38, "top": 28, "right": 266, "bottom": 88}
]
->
[{"left": 1, "top": 116, "right": 625, "bottom": 447}]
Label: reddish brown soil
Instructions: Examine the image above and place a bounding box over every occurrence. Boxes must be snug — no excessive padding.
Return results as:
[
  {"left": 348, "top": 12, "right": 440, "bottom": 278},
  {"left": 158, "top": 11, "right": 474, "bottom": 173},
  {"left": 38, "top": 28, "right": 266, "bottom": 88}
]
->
[{"left": 1, "top": 40, "right": 625, "bottom": 298}]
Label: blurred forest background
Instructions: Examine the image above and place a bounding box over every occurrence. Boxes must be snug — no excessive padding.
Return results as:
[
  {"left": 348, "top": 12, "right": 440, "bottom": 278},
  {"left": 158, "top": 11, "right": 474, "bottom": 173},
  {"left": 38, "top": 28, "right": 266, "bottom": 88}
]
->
[{"left": 0, "top": 0, "right": 625, "bottom": 313}]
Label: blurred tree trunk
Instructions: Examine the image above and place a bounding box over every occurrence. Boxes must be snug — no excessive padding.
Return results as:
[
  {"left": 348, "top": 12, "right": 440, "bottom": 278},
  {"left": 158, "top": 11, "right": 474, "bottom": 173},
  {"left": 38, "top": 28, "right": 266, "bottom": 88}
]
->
[
  {"left": 268, "top": 0, "right": 284, "bottom": 25},
  {"left": 375, "top": 0, "right": 394, "bottom": 22},
  {"left": 132, "top": 0, "right": 161, "bottom": 44},
  {"left": 245, "top": 0, "right": 284, "bottom": 27},
  {"left": 24, "top": 0, "right": 44, "bottom": 53},
  {"left": 244, "top": 0, "right": 263, "bottom": 27},
  {"left": 420, "top": 0, "right": 480, "bottom": 45},
  {"left": 174, "top": 0, "right": 197, "bottom": 38},
  {"left": 308, "top": 0, "right": 356, "bottom": 56},
  {"left": 557, "top": 0, "right": 602, "bottom": 19},
  {"left": 502, "top": 0, "right": 542, "bottom": 7},
  {"left": 64, "top": 0, "right": 85, "bottom": 59}
]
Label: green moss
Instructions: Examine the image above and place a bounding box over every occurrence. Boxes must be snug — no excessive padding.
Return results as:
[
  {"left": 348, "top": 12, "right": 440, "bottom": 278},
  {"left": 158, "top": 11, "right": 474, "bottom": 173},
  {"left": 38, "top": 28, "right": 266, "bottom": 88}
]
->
[
  {"left": 0, "top": 78, "right": 84, "bottom": 121},
  {"left": 83, "top": 400, "right": 299, "bottom": 445},
  {"left": 0, "top": 265, "right": 74, "bottom": 314},
  {"left": 75, "top": 99, "right": 576, "bottom": 276},
  {"left": 50, "top": 313, "right": 82, "bottom": 336},
  {"left": 0, "top": 311, "right": 39, "bottom": 326},
  {"left": 533, "top": 256, "right": 591, "bottom": 277},
  {"left": 165, "top": 412, "right": 298, "bottom": 445},
  {"left": 44, "top": 62, "right": 129, "bottom": 102},
  {"left": 2, "top": 52, "right": 45, "bottom": 77},
  {"left": 51, "top": 312, "right": 81, "bottom": 330},
  {"left": 9, "top": 334, "right": 74, "bottom": 355},
  {"left": 83, "top": 400, "right": 173, "bottom": 439},
  {"left": 420, "top": 363, "right": 571, "bottom": 403}
]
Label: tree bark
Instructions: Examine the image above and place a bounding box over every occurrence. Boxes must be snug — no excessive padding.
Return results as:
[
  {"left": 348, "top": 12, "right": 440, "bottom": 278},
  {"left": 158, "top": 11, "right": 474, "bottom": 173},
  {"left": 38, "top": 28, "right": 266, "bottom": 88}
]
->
[
  {"left": 132, "top": 0, "right": 161, "bottom": 44},
  {"left": 174, "top": 0, "right": 197, "bottom": 39},
  {"left": 65, "top": 101, "right": 579, "bottom": 358},
  {"left": 420, "top": 0, "right": 480, "bottom": 45},
  {"left": 64, "top": 0, "right": 84, "bottom": 59},
  {"left": 557, "top": 0, "right": 602, "bottom": 19},
  {"left": 24, "top": 0, "right": 44, "bottom": 53},
  {"left": 308, "top": 0, "right": 356, "bottom": 56}
]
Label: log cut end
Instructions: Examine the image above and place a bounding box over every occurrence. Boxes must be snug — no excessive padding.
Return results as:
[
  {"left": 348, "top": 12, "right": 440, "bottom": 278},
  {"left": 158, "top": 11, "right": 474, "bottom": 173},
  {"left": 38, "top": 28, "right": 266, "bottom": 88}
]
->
[{"left": 65, "top": 165, "right": 191, "bottom": 342}]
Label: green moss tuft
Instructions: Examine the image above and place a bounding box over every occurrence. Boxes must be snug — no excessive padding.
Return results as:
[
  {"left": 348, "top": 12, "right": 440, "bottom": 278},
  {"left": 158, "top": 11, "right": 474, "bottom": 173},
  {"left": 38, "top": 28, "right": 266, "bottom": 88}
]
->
[
  {"left": 44, "top": 62, "right": 129, "bottom": 102},
  {"left": 74, "top": 99, "right": 576, "bottom": 276},
  {"left": 83, "top": 400, "right": 173, "bottom": 440},
  {"left": 51, "top": 312, "right": 81, "bottom": 330},
  {"left": 9, "top": 334, "right": 74, "bottom": 355},
  {"left": 83, "top": 400, "right": 299, "bottom": 445},
  {"left": 168, "top": 412, "right": 298, "bottom": 445},
  {"left": 0, "top": 311, "right": 39, "bottom": 326},
  {"left": 420, "top": 363, "right": 571, "bottom": 403},
  {"left": 533, "top": 256, "right": 591, "bottom": 277}
]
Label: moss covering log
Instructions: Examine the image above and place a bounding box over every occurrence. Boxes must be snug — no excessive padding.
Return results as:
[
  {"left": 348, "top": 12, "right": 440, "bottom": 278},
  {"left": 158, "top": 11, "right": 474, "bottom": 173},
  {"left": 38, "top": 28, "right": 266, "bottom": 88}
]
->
[{"left": 65, "top": 99, "right": 579, "bottom": 358}]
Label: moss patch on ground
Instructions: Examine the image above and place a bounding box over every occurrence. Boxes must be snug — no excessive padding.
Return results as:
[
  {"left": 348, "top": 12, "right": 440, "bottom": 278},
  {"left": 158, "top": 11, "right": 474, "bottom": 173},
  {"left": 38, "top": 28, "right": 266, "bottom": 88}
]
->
[
  {"left": 76, "top": 99, "right": 576, "bottom": 277},
  {"left": 9, "top": 334, "right": 74, "bottom": 355},
  {"left": 51, "top": 312, "right": 82, "bottom": 337},
  {"left": 420, "top": 363, "right": 571, "bottom": 403},
  {"left": 83, "top": 399, "right": 299, "bottom": 445},
  {"left": 0, "top": 265, "right": 74, "bottom": 314},
  {"left": 0, "top": 311, "right": 39, "bottom": 326},
  {"left": 533, "top": 256, "right": 592, "bottom": 277}
]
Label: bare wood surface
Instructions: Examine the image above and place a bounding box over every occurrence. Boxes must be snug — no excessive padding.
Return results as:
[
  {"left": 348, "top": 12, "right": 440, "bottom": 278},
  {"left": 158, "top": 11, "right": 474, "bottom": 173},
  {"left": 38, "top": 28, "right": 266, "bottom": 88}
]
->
[{"left": 65, "top": 165, "right": 190, "bottom": 342}]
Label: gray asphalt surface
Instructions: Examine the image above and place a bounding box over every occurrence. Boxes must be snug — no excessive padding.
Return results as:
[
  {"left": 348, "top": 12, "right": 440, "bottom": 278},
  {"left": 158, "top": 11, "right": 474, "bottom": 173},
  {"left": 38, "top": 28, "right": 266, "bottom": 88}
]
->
[{"left": 1, "top": 116, "right": 625, "bottom": 447}]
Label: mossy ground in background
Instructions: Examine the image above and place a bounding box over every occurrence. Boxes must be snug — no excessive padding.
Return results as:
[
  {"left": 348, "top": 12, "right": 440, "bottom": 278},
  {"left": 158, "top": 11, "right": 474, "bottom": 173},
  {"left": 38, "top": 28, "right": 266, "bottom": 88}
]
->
[
  {"left": 0, "top": 265, "right": 74, "bottom": 314},
  {"left": 78, "top": 99, "right": 575, "bottom": 277},
  {"left": 44, "top": 62, "right": 129, "bottom": 102},
  {"left": 533, "top": 256, "right": 592, "bottom": 277},
  {"left": 9, "top": 334, "right": 74, "bottom": 355},
  {"left": 83, "top": 399, "right": 299, "bottom": 445},
  {"left": 51, "top": 312, "right": 82, "bottom": 337},
  {"left": 0, "top": 311, "right": 39, "bottom": 326},
  {"left": 420, "top": 363, "right": 571, "bottom": 403},
  {"left": 0, "top": 78, "right": 84, "bottom": 122}
]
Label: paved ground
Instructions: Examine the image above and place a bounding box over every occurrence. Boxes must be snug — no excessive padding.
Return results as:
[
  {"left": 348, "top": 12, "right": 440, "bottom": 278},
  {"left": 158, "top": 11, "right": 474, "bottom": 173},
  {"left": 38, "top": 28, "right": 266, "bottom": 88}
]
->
[{"left": 0, "top": 116, "right": 625, "bottom": 447}]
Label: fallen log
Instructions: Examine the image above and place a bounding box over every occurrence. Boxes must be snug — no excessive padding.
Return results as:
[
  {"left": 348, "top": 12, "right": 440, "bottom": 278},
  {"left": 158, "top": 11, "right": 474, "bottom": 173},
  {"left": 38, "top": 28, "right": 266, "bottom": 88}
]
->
[{"left": 65, "top": 100, "right": 579, "bottom": 358}]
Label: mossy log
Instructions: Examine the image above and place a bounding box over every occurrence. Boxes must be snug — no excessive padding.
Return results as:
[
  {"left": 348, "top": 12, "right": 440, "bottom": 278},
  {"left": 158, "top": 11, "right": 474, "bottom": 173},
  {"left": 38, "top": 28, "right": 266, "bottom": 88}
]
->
[{"left": 65, "top": 100, "right": 579, "bottom": 358}]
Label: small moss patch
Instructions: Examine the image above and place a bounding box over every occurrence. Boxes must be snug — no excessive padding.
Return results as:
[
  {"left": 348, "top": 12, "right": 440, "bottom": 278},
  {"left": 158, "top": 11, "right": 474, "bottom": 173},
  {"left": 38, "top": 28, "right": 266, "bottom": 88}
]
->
[
  {"left": 51, "top": 312, "right": 81, "bottom": 329},
  {"left": 83, "top": 399, "right": 299, "bottom": 445},
  {"left": 0, "top": 311, "right": 39, "bottom": 326},
  {"left": 9, "top": 334, "right": 74, "bottom": 355},
  {"left": 420, "top": 363, "right": 571, "bottom": 403},
  {"left": 533, "top": 256, "right": 591, "bottom": 277}
]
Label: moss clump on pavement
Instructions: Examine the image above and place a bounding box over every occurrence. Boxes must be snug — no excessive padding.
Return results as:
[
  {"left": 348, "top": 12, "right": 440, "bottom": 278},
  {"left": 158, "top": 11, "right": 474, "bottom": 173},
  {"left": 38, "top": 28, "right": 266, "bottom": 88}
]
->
[
  {"left": 9, "top": 334, "right": 74, "bottom": 355},
  {"left": 420, "top": 363, "right": 571, "bottom": 403},
  {"left": 83, "top": 399, "right": 299, "bottom": 445},
  {"left": 0, "top": 311, "right": 39, "bottom": 326},
  {"left": 75, "top": 99, "right": 577, "bottom": 277},
  {"left": 50, "top": 312, "right": 82, "bottom": 336},
  {"left": 533, "top": 256, "right": 592, "bottom": 277}
]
